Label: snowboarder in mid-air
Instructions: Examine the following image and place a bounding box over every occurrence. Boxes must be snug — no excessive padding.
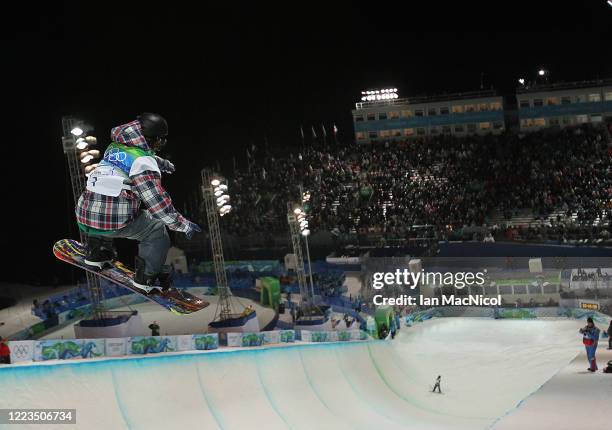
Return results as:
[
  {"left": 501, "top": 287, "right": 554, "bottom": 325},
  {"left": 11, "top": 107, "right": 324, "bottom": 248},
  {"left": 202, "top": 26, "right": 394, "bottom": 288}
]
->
[
  {"left": 432, "top": 375, "right": 442, "bottom": 393},
  {"left": 75, "top": 113, "right": 201, "bottom": 293}
]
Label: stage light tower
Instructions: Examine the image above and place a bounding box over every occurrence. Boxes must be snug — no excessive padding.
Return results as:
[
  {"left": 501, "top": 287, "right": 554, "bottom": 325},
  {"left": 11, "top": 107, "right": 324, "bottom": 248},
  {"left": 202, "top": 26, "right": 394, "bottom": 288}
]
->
[
  {"left": 201, "top": 168, "right": 239, "bottom": 324},
  {"left": 300, "top": 188, "right": 315, "bottom": 301},
  {"left": 287, "top": 202, "right": 313, "bottom": 311}
]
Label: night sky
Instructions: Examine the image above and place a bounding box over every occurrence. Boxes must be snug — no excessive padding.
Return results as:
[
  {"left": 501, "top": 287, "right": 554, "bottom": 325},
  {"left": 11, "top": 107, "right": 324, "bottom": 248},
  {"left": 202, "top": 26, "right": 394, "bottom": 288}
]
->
[{"left": 1, "top": 2, "right": 611, "bottom": 284}]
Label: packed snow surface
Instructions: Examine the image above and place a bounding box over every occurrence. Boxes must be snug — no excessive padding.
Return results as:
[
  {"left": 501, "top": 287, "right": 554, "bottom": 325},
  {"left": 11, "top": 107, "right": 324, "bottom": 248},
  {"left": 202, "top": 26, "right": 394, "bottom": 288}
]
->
[{"left": 0, "top": 318, "right": 593, "bottom": 430}]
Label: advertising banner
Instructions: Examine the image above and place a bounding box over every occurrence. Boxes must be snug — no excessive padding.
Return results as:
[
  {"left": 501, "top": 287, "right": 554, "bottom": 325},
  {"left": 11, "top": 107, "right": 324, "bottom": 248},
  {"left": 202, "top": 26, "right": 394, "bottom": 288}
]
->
[
  {"left": 337, "top": 330, "right": 353, "bottom": 341},
  {"left": 310, "top": 331, "right": 330, "bottom": 342},
  {"left": 128, "top": 336, "right": 176, "bottom": 355},
  {"left": 226, "top": 332, "right": 243, "bottom": 347},
  {"left": 34, "top": 339, "right": 104, "bottom": 361},
  {"left": 8, "top": 340, "right": 35, "bottom": 363},
  {"left": 105, "top": 338, "right": 128, "bottom": 357},
  {"left": 241, "top": 332, "right": 265, "bottom": 347},
  {"left": 349, "top": 329, "right": 367, "bottom": 341},
  {"left": 176, "top": 335, "right": 194, "bottom": 351},
  {"left": 193, "top": 334, "right": 219, "bottom": 350},
  {"left": 279, "top": 330, "right": 295, "bottom": 343},
  {"left": 80, "top": 339, "right": 105, "bottom": 358},
  {"left": 263, "top": 331, "right": 280, "bottom": 344}
]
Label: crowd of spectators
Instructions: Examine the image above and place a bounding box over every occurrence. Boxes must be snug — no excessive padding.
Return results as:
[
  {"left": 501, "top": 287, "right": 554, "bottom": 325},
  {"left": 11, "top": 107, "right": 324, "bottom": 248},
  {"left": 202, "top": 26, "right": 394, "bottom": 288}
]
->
[{"left": 221, "top": 123, "right": 611, "bottom": 243}]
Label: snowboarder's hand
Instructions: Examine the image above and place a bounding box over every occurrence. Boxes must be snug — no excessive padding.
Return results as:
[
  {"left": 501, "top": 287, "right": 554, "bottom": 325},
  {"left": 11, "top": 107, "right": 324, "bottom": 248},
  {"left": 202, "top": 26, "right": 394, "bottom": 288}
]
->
[
  {"left": 155, "top": 156, "right": 176, "bottom": 174},
  {"left": 185, "top": 221, "right": 202, "bottom": 240}
]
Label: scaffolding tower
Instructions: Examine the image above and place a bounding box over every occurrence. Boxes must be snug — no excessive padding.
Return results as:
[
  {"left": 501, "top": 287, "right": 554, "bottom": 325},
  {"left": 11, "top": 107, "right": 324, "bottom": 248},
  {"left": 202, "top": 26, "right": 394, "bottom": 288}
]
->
[
  {"left": 287, "top": 204, "right": 312, "bottom": 310},
  {"left": 201, "top": 168, "right": 239, "bottom": 322},
  {"left": 61, "top": 116, "right": 104, "bottom": 320}
]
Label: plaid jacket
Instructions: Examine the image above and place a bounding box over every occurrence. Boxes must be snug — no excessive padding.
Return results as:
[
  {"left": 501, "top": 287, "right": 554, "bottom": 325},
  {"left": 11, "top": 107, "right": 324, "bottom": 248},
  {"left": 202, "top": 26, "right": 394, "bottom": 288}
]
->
[{"left": 76, "top": 120, "right": 193, "bottom": 233}]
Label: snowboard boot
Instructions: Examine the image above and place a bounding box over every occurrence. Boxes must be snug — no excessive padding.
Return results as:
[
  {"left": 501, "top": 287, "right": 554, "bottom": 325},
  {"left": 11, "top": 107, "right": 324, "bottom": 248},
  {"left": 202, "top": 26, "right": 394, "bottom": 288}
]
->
[
  {"left": 84, "top": 236, "right": 115, "bottom": 269},
  {"left": 132, "top": 256, "right": 162, "bottom": 294},
  {"left": 157, "top": 266, "right": 174, "bottom": 293}
]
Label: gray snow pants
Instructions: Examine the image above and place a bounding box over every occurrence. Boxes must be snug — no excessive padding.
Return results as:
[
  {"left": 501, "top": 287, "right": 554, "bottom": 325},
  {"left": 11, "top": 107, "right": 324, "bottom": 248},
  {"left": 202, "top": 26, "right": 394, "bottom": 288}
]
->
[{"left": 90, "top": 211, "right": 171, "bottom": 276}]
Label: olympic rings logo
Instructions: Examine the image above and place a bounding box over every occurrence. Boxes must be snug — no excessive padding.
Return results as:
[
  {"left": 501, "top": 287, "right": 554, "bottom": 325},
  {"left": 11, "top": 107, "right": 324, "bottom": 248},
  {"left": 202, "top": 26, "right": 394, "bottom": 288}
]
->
[
  {"left": 107, "top": 149, "right": 127, "bottom": 163},
  {"left": 12, "top": 344, "right": 31, "bottom": 359}
]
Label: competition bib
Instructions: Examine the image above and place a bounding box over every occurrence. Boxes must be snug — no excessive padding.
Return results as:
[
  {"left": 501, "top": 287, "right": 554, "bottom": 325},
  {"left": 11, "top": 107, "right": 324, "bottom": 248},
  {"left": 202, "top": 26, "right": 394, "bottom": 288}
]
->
[{"left": 86, "top": 164, "right": 131, "bottom": 197}]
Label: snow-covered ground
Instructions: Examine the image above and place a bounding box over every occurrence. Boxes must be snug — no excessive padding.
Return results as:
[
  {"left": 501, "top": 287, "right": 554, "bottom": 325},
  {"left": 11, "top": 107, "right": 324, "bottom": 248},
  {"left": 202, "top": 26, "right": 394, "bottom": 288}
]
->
[
  {"left": 42, "top": 295, "right": 276, "bottom": 339},
  {"left": 493, "top": 347, "right": 612, "bottom": 430},
  {"left": 2, "top": 317, "right": 604, "bottom": 430}
]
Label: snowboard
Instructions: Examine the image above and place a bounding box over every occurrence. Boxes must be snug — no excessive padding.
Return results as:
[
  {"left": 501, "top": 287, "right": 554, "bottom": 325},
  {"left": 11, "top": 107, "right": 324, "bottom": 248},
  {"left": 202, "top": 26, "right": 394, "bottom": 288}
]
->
[{"left": 53, "top": 239, "right": 209, "bottom": 315}]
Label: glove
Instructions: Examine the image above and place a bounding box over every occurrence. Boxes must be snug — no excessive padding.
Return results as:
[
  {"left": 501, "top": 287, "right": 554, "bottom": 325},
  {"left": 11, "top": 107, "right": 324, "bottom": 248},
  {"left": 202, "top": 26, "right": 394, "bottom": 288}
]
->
[
  {"left": 155, "top": 156, "right": 176, "bottom": 174},
  {"left": 185, "top": 221, "right": 202, "bottom": 240}
]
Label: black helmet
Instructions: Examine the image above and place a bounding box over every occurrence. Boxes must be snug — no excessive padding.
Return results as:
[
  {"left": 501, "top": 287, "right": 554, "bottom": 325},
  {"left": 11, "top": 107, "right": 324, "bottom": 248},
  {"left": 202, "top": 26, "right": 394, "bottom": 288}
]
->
[{"left": 137, "top": 113, "right": 168, "bottom": 138}]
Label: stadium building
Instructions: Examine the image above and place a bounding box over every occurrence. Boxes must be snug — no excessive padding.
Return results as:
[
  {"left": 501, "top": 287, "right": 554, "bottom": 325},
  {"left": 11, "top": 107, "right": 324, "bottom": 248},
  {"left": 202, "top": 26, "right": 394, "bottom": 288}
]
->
[
  {"left": 516, "top": 79, "right": 612, "bottom": 132},
  {"left": 352, "top": 89, "right": 505, "bottom": 144}
]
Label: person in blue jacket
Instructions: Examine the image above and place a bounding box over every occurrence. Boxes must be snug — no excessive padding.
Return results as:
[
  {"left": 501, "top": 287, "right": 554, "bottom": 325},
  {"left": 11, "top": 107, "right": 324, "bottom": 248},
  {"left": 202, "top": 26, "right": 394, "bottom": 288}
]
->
[{"left": 579, "top": 317, "right": 600, "bottom": 372}]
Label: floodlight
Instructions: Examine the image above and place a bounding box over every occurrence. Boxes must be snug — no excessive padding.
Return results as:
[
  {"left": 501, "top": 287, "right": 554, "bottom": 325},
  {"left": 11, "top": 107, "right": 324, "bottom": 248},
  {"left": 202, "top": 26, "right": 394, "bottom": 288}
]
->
[
  {"left": 85, "top": 136, "right": 97, "bottom": 144},
  {"left": 84, "top": 164, "right": 98, "bottom": 174},
  {"left": 301, "top": 229, "right": 310, "bottom": 236},
  {"left": 538, "top": 69, "right": 545, "bottom": 76},
  {"left": 214, "top": 185, "right": 228, "bottom": 196},
  {"left": 293, "top": 207, "right": 302, "bottom": 215},
  {"left": 518, "top": 78, "right": 525, "bottom": 85},
  {"left": 361, "top": 97, "right": 367, "bottom": 101},
  {"left": 76, "top": 138, "right": 88, "bottom": 150},
  {"left": 81, "top": 154, "right": 94, "bottom": 164},
  {"left": 211, "top": 179, "right": 221, "bottom": 186},
  {"left": 71, "top": 127, "right": 84, "bottom": 136}
]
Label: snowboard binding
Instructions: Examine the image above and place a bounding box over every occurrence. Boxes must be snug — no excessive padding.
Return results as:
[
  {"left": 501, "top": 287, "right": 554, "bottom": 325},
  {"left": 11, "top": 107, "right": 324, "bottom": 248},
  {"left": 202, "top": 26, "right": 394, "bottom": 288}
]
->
[
  {"left": 83, "top": 236, "right": 116, "bottom": 270},
  {"left": 132, "top": 256, "right": 174, "bottom": 295}
]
